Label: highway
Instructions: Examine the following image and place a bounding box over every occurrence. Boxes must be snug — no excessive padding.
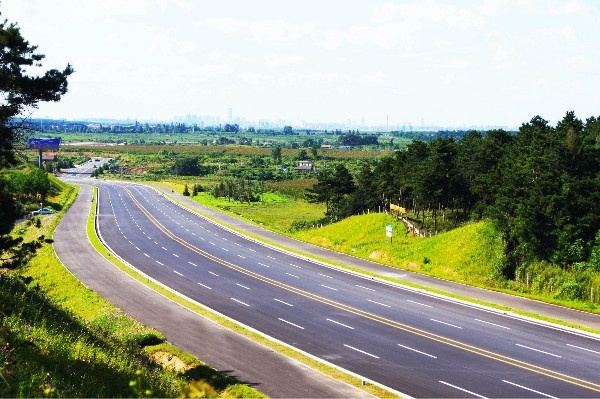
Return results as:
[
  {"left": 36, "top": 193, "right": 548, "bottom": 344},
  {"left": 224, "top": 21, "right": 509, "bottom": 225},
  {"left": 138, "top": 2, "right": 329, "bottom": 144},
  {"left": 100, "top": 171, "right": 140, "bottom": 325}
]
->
[
  {"left": 88, "top": 180, "right": 600, "bottom": 398},
  {"left": 61, "top": 157, "right": 111, "bottom": 176}
]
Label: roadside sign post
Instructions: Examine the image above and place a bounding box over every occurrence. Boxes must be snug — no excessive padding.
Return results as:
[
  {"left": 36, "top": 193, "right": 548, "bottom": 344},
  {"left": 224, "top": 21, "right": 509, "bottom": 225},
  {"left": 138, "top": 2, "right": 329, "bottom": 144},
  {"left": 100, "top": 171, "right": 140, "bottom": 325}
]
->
[
  {"left": 386, "top": 224, "right": 393, "bottom": 244},
  {"left": 28, "top": 137, "right": 61, "bottom": 168}
]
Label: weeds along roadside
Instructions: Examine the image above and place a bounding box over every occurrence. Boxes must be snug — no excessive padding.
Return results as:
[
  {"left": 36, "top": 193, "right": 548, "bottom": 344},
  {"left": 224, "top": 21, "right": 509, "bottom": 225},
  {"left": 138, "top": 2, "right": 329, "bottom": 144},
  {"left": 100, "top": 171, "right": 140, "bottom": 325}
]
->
[{"left": 0, "top": 177, "right": 264, "bottom": 398}]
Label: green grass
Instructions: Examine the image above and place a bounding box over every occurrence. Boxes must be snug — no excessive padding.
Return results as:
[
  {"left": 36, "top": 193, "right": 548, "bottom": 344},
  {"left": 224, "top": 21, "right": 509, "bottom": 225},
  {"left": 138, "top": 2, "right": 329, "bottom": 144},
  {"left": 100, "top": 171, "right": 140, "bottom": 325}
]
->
[{"left": 291, "top": 212, "right": 506, "bottom": 286}]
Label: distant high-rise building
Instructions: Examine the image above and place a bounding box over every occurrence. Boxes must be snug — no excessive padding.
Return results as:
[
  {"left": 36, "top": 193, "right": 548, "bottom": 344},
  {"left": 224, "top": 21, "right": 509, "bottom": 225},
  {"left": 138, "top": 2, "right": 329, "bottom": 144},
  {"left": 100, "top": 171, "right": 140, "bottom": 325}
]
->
[{"left": 227, "top": 108, "right": 232, "bottom": 123}]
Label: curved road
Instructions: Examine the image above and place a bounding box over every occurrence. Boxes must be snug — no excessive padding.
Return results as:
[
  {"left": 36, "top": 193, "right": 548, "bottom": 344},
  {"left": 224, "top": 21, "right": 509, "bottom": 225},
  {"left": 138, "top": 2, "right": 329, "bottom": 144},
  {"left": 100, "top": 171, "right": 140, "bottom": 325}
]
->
[
  {"left": 54, "top": 183, "right": 371, "bottom": 398},
  {"left": 81, "top": 180, "right": 600, "bottom": 398}
]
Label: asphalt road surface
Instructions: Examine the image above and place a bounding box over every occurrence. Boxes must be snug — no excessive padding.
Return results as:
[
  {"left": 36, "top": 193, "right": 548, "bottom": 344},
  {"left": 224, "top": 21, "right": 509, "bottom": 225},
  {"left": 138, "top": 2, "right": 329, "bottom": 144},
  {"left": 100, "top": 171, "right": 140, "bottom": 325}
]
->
[
  {"left": 54, "top": 183, "right": 372, "bottom": 398},
  {"left": 83, "top": 180, "right": 600, "bottom": 398}
]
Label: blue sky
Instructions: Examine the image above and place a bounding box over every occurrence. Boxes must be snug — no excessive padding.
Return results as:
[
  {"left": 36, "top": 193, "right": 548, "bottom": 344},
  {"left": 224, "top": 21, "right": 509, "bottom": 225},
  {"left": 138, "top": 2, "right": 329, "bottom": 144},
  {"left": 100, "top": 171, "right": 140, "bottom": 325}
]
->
[{"left": 3, "top": 0, "right": 599, "bottom": 128}]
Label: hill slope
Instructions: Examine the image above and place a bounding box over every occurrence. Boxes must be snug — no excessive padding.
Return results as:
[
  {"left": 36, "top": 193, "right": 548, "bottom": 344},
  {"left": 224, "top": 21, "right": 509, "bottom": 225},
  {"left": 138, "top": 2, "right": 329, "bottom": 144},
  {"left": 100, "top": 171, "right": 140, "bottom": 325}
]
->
[{"left": 293, "top": 213, "right": 505, "bottom": 287}]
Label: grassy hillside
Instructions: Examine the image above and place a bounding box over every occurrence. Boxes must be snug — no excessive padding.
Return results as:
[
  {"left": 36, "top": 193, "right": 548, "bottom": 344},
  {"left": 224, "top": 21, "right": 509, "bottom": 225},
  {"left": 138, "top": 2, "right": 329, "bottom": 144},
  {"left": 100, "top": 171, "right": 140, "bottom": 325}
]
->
[{"left": 293, "top": 213, "right": 505, "bottom": 287}]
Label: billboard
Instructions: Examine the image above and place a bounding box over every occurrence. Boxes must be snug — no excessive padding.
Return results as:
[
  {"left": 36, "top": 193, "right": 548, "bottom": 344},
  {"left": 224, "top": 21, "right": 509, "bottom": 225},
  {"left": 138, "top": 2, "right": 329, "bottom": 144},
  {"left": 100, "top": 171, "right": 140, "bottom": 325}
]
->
[{"left": 28, "top": 137, "right": 61, "bottom": 150}]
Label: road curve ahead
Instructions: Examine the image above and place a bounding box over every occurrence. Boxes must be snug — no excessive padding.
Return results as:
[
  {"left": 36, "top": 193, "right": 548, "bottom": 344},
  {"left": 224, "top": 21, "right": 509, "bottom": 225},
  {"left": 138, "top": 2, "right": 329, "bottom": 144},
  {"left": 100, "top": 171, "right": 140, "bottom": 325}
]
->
[
  {"left": 91, "top": 180, "right": 600, "bottom": 398},
  {"left": 54, "top": 183, "right": 373, "bottom": 399}
]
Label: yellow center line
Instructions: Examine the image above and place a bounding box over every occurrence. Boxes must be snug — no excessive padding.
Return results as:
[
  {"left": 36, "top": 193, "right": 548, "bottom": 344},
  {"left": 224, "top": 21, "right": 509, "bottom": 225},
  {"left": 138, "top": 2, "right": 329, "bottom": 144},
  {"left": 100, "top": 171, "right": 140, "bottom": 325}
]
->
[{"left": 123, "top": 187, "right": 600, "bottom": 393}]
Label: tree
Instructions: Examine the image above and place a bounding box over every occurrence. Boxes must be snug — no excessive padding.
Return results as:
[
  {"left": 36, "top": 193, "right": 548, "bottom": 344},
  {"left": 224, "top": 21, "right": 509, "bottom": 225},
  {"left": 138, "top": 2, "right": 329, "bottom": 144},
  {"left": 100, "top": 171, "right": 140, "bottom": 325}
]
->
[
  {"left": 172, "top": 156, "right": 200, "bottom": 176},
  {"left": 306, "top": 164, "right": 356, "bottom": 221},
  {"left": 271, "top": 146, "right": 282, "bottom": 163},
  {"left": 345, "top": 161, "right": 377, "bottom": 215},
  {"left": 0, "top": 14, "right": 73, "bottom": 268},
  {"left": 295, "top": 149, "right": 308, "bottom": 160}
]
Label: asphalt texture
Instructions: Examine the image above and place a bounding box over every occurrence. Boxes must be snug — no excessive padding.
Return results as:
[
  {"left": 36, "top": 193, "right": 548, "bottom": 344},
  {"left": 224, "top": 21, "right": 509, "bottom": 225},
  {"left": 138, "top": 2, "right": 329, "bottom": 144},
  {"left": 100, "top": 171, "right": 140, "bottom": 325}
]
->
[
  {"left": 53, "top": 184, "right": 374, "bottom": 399},
  {"left": 152, "top": 184, "right": 600, "bottom": 332}
]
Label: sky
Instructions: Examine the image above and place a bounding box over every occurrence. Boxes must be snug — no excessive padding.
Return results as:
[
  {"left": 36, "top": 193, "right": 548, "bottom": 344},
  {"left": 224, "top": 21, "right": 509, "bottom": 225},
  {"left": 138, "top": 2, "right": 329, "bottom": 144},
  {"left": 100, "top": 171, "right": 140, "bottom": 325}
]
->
[{"left": 2, "top": 0, "right": 599, "bottom": 128}]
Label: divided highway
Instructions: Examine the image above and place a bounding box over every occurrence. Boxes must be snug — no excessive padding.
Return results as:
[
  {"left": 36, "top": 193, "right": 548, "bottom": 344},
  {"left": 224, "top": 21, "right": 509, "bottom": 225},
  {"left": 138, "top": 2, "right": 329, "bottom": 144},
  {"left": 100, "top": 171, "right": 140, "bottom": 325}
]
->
[{"left": 95, "top": 181, "right": 600, "bottom": 398}]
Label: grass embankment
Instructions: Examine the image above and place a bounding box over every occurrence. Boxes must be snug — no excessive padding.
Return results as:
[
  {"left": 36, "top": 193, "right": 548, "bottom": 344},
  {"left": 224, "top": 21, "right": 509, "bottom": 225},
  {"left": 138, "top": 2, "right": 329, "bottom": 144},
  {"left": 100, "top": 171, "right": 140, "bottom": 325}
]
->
[
  {"left": 293, "top": 213, "right": 600, "bottom": 315},
  {"left": 0, "top": 176, "right": 264, "bottom": 398},
  {"left": 294, "top": 213, "right": 504, "bottom": 286}
]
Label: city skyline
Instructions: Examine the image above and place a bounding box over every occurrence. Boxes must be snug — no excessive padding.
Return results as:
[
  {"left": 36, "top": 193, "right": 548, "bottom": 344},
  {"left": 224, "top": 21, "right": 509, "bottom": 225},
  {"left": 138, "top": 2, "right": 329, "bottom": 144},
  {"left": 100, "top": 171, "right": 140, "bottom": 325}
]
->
[{"left": 3, "top": 0, "right": 599, "bottom": 128}]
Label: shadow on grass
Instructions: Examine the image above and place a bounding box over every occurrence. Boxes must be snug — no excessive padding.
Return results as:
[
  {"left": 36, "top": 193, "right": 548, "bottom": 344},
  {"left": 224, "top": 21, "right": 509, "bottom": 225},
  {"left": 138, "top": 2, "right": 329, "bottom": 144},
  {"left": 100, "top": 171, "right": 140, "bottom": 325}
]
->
[
  {"left": 184, "top": 365, "right": 261, "bottom": 391},
  {"left": 0, "top": 273, "right": 177, "bottom": 397}
]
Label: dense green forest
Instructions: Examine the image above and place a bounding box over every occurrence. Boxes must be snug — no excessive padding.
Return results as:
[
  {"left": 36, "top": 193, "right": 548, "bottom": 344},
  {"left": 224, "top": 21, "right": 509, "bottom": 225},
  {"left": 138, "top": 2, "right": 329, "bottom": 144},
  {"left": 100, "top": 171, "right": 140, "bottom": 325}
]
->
[{"left": 307, "top": 112, "right": 600, "bottom": 277}]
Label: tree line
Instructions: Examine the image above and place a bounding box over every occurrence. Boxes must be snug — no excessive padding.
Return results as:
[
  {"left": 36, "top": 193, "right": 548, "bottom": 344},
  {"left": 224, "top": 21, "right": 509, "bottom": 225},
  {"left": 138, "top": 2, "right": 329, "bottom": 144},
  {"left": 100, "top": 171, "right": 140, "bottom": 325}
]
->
[{"left": 307, "top": 112, "right": 600, "bottom": 276}]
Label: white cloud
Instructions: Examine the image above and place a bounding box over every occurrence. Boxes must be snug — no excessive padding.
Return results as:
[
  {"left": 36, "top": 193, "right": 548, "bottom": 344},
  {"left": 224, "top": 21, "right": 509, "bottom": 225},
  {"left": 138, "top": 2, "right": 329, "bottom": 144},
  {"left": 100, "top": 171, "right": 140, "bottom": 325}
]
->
[
  {"left": 264, "top": 54, "right": 306, "bottom": 67},
  {"left": 358, "top": 71, "right": 387, "bottom": 87},
  {"left": 249, "top": 19, "right": 314, "bottom": 45},
  {"left": 238, "top": 72, "right": 265, "bottom": 86},
  {"left": 548, "top": 0, "right": 591, "bottom": 15},
  {"left": 201, "top": 18, "right": 248, "bottom": 35}
]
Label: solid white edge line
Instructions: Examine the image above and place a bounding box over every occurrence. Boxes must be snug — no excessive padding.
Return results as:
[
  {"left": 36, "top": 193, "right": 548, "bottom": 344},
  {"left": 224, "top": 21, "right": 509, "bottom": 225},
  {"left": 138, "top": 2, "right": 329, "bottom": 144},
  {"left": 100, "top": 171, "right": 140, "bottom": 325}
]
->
[{"left": 153, "top": 182, "right": 600, "bottom": 344}]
